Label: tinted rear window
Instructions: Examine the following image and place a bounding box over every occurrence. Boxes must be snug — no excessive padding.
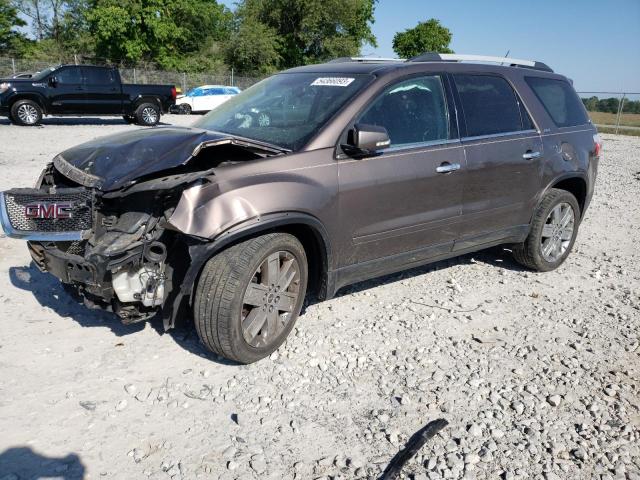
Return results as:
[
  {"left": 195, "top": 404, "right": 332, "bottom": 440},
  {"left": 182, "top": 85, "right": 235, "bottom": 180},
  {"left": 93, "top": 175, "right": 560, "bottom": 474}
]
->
[
  {"left": 454, "top": 74, "right": 526, "bottom": 136},
  {"left": 525, "top": 77, "right": 589, "bottom": 128},
  {"left": 83, "top": 67, "right": 115, "bottom": 85}
]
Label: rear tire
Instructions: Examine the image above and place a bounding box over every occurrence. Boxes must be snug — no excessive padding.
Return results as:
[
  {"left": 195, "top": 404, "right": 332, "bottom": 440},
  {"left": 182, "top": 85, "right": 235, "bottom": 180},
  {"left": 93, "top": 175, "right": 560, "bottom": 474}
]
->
[
  {"left": 11, "top": 100, "right": 42, "bottom": 126},
  {"left": 513, "top": 188, "right": 580, "bottom": 271},
  {"left": 194, "top": 233, "right": 308, "bottom": 364},
  {"left": 135, "top": 102, "right": 160, "bottom": 126}
]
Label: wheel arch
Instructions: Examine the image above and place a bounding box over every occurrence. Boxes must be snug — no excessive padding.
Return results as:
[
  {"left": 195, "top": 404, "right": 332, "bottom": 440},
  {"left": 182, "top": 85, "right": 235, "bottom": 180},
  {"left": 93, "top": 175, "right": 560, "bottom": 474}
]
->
[
  {"left": 8, "top": 93, "right": 47, "bottom": 113},
  {"left": 132, "top": 96, "right": 162, "bottom": 112},
  {"left": 535, "top": 173, "right": 588, "bottom": 221},
  {"left": 163, "top": 212, "right": 334, "bottom": 330}
]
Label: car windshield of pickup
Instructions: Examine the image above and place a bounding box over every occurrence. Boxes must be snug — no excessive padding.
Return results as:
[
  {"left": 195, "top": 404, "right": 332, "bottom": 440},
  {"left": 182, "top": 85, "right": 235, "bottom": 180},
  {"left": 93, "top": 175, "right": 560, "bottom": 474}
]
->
[{"left": 193, "top": 73, "right": 372, "bottom": 151}]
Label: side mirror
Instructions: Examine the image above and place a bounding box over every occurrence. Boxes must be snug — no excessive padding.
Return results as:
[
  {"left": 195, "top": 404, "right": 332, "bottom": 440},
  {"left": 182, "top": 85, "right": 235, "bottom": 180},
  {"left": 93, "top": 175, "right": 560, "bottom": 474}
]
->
[
  {"left": 342, "top": 123, "right": 391, "bottom": 156},
  {"left": 48, "top": 76, "right": 58, "bottom": 87}
]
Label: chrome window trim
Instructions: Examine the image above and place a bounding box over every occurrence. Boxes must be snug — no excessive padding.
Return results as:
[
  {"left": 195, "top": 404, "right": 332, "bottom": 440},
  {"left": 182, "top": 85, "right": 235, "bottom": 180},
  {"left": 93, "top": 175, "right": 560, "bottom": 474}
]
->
[
  {"left": 462, "top": 129, "right": 538, "bottom": 142},
  {"left": 0, "top": 192, "right": 84, "bottom": 241}
]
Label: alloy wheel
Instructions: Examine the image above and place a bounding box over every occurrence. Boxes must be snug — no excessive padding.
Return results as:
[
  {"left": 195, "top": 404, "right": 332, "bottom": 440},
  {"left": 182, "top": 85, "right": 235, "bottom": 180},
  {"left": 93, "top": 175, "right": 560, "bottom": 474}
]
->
[
  {"left": 241, "top": 251, "right": 301, "bottom": 348},
  {"left": 17, "top": 104, "right": 39, "bottom": 124},
  {"left": 540, "top": 202, "right": 575, "bottom": 262},
  {"left": 142, "top": 107, "right": 158, "bottom": 125}
]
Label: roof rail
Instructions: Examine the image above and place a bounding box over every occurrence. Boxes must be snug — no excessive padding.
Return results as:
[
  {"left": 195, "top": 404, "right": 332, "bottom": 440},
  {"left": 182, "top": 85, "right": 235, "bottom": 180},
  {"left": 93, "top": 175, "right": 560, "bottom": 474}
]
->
[
  {"left": 407, "top": 53, "right": 553, "bottom": 73},
  {"left": 327, "top": 57, "right": 402, "bottom": 63}
]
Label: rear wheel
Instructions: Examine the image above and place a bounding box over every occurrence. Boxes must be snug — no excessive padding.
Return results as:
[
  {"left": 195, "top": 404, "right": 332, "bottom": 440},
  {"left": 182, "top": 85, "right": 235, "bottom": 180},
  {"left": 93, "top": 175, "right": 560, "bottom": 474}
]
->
[
  {"left": 11, "top": 100, "right": 42, "bottom": 126},
  {"left": 194, "top": 233, "right": 308, "bottom": 364},
  {"left": 513, "top": 188, "right": 580, "bottom": 271},
  {"left": 135, "top": 102, "right": 160, "bottom": 126}
]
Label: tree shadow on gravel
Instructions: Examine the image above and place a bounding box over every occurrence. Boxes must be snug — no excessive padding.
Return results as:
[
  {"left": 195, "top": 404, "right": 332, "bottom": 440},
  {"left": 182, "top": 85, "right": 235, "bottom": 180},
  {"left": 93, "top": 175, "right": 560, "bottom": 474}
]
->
[
  {"left": 333, "top": 245, "right": 528, "bottom": 298},
  {"left": 0, "top": 446, "right": 85, "bottom": 480},
  {"left": 9, "top": 262, "right": 238, "bottom": 365}
]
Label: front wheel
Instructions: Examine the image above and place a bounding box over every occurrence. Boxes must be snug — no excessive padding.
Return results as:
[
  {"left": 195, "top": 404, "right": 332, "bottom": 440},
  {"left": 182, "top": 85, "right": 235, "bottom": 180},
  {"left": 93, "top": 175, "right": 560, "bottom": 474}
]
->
[
  {"left": 179, "top": 103, "right": 192, "bottom": 115},
  {"left": 513, "top": 188, "right": 580, "bottom": 271},
  {"left": 194, "top": 233, "right": 308, "bottom": 364},
  {"left": 11, "top": 100, "right": 43, "bottom": 126}
]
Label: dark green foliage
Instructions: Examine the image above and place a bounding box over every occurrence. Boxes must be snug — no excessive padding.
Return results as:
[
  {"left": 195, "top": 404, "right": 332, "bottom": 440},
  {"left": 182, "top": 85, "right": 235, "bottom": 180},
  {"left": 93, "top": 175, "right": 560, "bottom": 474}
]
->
[
  {"left": 392, "top": 18, "right": 453, "bottom": 58},
  {"left": 582, "top": 96, "right": 640, "bottom": 114},
  {"left": 0, "top": 0, "right": 30, "bottom": 54}
]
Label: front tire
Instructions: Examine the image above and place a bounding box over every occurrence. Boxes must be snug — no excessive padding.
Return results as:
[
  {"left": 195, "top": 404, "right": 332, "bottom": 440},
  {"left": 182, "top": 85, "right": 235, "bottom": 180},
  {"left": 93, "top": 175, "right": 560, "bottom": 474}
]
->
[
  {"left": 179, "top": 103, "right": 192, "bottom": 115},
  {"left": 11, "top": 100, "right": 43, "bottom": 126},
  {"left": 513, "top": 188, "right": 580, "bottom": 271},
  {"left": 135, "top": 102, "right": 160, "bottom": 126},
  {"left": 194, "top": 233, "right": 308, "bottom": 364}
]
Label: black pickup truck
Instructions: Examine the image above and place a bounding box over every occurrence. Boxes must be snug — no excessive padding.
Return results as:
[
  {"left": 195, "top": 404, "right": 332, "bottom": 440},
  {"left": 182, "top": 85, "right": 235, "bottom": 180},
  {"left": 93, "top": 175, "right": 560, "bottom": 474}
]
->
[{"left": 0, "top": 65, "right": 176, "bottom": 126}]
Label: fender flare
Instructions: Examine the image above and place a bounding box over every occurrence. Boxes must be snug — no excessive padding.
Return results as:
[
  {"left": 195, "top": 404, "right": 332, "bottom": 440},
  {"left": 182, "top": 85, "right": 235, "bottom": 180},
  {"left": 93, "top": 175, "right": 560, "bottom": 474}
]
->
[
  {"left": 162, "top": 211, "right": 335, "bottom": 330},
  {"left": 8, "top": 93, "right": 48, "bottom": 114},
  {"left": 132, "top": 95, "right": 163, "bottom": 112},
  {"left": 531, "top": 171, "right": 589, "bottom": 223}
]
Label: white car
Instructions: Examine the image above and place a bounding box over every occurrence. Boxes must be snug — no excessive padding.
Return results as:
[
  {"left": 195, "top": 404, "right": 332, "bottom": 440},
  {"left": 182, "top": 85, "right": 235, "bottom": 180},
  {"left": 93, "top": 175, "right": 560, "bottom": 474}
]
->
[{"left": 174, "top": 85, "right": 241, "bottom": 114}]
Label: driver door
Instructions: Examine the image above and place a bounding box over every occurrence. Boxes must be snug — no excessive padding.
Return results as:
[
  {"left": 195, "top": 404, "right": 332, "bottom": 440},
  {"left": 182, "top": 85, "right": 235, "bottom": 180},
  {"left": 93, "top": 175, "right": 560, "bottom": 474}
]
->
[
  {"left": 48, "top": 66, "right": 86, "bottom": 114},
  {"left": 338, "top": 74, "right": 465, "bottom": 266}
]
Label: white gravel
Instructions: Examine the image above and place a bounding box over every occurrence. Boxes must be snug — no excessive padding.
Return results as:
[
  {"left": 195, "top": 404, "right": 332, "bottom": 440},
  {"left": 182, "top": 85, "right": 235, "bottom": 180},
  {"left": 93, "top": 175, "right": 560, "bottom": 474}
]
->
[{"left": 0, "top": 116, "right": 638, "bottom": 480}]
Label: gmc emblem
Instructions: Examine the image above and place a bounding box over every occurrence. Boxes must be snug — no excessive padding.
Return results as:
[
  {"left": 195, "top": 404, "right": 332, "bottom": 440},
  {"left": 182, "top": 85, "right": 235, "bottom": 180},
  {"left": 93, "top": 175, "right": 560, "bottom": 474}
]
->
[{"left": 24, "top": 203, "right": 73, "bottom": 219}]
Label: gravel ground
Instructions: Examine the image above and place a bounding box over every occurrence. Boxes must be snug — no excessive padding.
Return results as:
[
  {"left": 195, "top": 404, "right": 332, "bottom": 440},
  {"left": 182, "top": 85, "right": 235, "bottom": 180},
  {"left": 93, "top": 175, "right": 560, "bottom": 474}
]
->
[{"left": 0, "top": 116, "right": 638, "bottom": 480}]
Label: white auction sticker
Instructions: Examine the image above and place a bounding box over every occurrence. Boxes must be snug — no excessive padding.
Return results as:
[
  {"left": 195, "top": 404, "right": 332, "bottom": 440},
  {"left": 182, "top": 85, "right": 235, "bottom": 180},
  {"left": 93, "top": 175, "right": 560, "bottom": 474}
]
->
[{"left": 311, "top": 77, "right": 355, "bottom": 87}]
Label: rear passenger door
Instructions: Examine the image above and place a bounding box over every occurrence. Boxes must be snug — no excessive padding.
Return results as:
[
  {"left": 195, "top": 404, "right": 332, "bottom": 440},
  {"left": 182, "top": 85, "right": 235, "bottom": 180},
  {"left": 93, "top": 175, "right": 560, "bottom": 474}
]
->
[
  {"left": 453, "top": 73, "right": 543, "bottom": 248},
  {"left": 338, "top": 74, "right": 465, "bottom": 266},
  {"left": 82, "top": 67, "right": 122, "bottom": 114}
]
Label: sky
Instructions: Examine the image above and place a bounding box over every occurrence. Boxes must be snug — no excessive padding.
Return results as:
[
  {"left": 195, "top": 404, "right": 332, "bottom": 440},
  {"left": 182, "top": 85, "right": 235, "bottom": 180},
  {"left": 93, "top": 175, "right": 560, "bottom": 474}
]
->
[{"left": 221, "top": 0, "right": 640, "bottom": 94}]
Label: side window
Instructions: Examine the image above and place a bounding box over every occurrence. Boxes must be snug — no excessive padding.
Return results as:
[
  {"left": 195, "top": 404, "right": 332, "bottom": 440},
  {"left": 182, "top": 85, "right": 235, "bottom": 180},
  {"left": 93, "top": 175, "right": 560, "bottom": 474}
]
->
[
  {"left": 454, "top": 74, "right": 526, "bottom": 136},
  {"left": 357, "top": 75, "right": 450, "bottom": 147},
  {"left": 56, "top": 67, "right": 83, "bottom": 84},
  {"left": 525, "top": 77, "right": 589, "bottom": 128},
  {"left": 83, "top": 67, "right": 115, "bottom": 85}
]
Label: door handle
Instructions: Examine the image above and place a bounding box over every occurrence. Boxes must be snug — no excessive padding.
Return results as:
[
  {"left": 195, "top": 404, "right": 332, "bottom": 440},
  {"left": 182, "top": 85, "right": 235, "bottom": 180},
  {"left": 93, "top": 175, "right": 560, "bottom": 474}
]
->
[
  {"left": 522, "top": 151, "right": 541, "bottom": 160},
  {"left": 436, "top": 162, "right": 461, "bottom": 174}
]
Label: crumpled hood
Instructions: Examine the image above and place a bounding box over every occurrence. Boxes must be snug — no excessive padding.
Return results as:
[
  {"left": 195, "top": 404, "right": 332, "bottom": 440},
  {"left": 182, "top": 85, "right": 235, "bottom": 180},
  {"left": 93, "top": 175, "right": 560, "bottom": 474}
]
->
[{"left": 54, "top": 126, "right": 233, "bottom": 191}]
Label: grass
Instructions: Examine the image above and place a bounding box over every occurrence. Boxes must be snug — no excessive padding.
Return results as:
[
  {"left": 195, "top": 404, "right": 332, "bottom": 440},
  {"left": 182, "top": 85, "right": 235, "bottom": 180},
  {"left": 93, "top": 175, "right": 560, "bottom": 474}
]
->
[
  {"left": 597, "top": 126, "right": 640, "bottom": 137},
  {"left": 587, "top": 110, "right": 640, "bottom": 128}
]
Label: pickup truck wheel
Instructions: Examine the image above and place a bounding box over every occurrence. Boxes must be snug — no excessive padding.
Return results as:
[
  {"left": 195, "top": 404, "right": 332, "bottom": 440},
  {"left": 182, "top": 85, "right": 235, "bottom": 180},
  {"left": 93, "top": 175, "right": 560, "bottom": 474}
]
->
[
  {"left": 135, "top": 103, "right": 160, "bottom": 126},
  {"left": 513, "top": 188, "right": 580, "bottom": 272},
  {"left": 194, "top": 233, "right": 308, "bottom": 364},
  {"left": 11, "top": 100, "right": 42, "bottom": 126}
]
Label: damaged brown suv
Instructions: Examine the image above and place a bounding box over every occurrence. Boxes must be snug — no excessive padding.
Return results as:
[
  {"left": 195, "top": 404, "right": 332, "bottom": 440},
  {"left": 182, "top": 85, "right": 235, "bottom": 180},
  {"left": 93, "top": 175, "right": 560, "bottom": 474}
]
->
[{"left": 1, "top": 53, "right": 600, "bottom": 363}]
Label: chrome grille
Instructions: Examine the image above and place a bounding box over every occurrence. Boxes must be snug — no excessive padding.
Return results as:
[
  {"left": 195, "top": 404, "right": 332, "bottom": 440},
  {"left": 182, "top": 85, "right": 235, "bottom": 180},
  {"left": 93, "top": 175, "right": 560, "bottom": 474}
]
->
[{"left": 3, "top": 189, "right": 92, "bottom": 233}]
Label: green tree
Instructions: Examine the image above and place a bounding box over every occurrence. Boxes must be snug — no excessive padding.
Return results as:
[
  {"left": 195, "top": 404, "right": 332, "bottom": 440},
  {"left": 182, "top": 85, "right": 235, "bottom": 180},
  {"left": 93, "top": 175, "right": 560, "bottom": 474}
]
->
[
  {"left": 392, "top": 18, "right": 453, "bottom": 59},
  {"left": 1, "top": 0, "right": 30, "bottom": 54},
  {"left": 235, "top": 0, "right": 377, "bottom": 70},
  {"left": 88, "top": 0, "right": 233, "bottom": 69},
  {"left": 224, "top": 17, "right": 280, "bottom": 75}
]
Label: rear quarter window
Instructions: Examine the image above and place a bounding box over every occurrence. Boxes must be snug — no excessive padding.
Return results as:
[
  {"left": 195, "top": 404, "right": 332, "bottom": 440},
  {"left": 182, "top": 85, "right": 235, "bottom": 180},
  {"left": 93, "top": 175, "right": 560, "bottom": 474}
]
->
[{"left": 525, "top": 77, "right": 589, "bottom": 128}]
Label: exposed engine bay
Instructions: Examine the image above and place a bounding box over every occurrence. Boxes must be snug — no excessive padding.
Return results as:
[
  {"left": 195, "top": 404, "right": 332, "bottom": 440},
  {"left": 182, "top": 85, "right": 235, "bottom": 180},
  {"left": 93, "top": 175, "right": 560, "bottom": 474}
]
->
[{"left": 0, "top": 128, "right": 282, "bottom": 327}]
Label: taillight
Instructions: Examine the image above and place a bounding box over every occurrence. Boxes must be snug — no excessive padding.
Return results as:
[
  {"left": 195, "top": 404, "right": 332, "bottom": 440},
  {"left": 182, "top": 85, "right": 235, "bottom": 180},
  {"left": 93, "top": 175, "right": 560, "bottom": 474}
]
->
[
  {"left": 171, "top": 87, "right": 177, "bottom": 100},
  {"left": 593, "top": 133, "right": 602, "bottom": 157}
]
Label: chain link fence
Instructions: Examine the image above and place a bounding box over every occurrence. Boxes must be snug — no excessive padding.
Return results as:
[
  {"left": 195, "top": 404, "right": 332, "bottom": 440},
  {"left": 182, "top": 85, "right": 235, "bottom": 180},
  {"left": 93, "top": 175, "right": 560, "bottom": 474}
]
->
[
  {"left": 0, "top": 57, "right": 263, "bottom": 92},
  {"left": 577, "top": 91, "right": 640, "bottom": 136}
]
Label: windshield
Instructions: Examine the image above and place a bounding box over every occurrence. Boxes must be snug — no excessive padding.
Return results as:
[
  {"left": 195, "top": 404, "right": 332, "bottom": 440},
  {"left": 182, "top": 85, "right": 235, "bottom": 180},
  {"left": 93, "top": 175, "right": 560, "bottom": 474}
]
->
[
  {"left": 31, "top": 67, "right": 58, "bottom": 81},
  {"left": 193, "top": 73, "right": 372, "bottom": 151}
]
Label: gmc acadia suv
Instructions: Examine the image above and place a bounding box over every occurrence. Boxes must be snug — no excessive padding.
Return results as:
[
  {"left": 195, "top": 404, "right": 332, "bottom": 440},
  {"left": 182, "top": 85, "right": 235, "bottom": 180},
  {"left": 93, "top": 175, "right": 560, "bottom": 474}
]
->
[{"left": 0, "top": 53, "right": 600, "bottom": 363}]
